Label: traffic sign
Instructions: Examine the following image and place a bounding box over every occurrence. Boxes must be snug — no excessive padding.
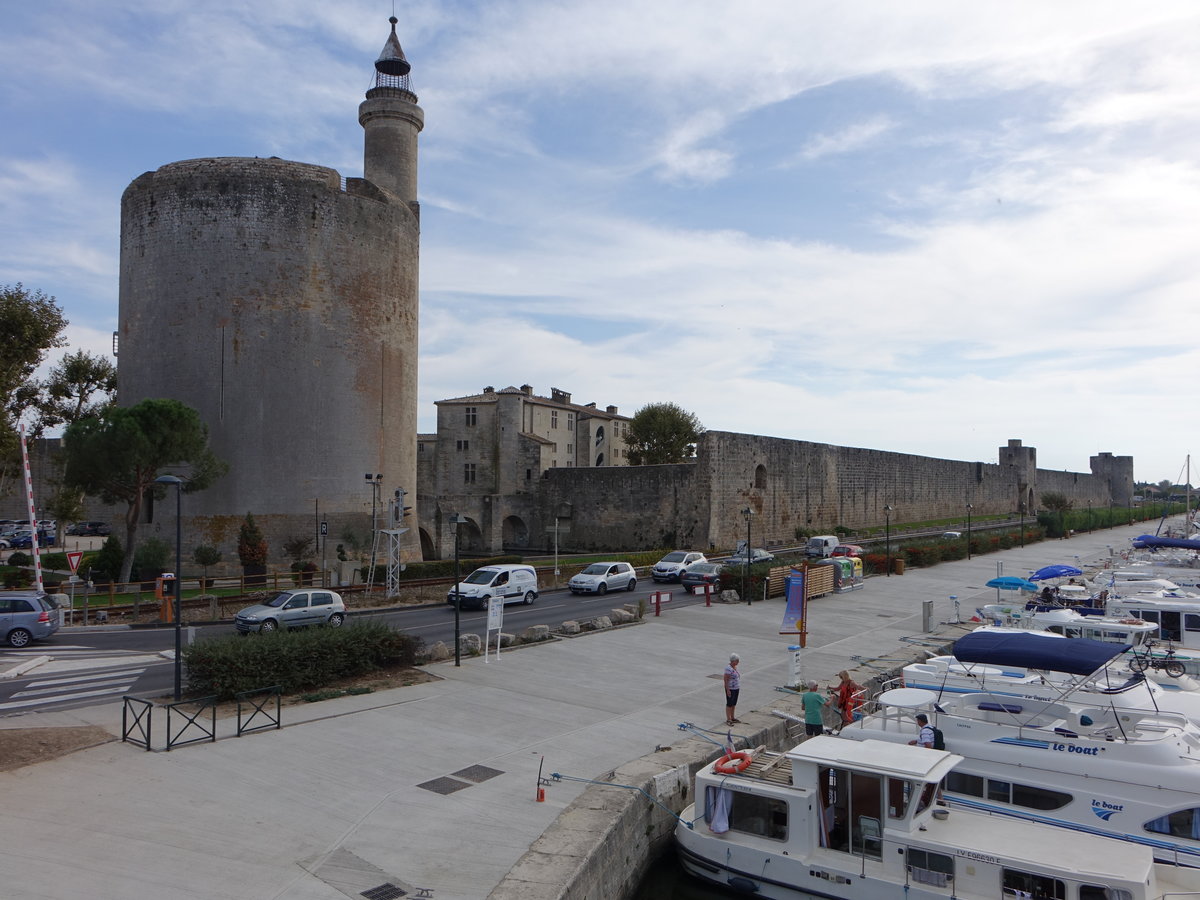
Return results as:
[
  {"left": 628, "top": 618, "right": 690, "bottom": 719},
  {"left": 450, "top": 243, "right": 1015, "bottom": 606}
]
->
[{"left": 66, "top": 551, "right": 83, "bottom": 573}]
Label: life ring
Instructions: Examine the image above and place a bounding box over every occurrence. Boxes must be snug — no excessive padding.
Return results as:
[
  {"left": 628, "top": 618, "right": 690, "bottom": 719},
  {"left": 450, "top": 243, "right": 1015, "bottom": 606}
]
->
[{"left": 714, "top": 751, "right": 753, "bottom": 774}]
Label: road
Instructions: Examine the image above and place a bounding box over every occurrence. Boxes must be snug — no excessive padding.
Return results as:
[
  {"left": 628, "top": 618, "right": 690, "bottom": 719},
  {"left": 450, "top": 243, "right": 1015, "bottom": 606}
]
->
[{"left": 0, "top": 581, "right": 716, "bottom": 715}]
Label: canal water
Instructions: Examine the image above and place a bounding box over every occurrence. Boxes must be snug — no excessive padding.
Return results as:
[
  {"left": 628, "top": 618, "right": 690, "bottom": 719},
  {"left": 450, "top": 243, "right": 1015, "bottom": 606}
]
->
[{"left": 633, "top": 844, "right": 740, "bottom": 899}]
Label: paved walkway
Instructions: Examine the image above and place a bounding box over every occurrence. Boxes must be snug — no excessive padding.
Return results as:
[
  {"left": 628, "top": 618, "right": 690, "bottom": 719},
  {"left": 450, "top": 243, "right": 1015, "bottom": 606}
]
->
[{"left": 0, "top": 523, "right": 1158, "bottom": 899}]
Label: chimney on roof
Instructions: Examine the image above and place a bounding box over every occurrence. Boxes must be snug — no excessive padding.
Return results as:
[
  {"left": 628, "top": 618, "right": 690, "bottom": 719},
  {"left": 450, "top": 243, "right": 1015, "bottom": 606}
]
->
[
  {"left": 483, "top": 386, "right": 494, "bottom": 393},
  {"left": 585, "top": 402, "right": 596, "bottom": 408},
  {"left": 606, "top": 405, "right": 618, "bottom": 415},
  {"left": 521, "top": 384, "right": 533, "bottom": 395},
  {"left": 550, "top": 388, "right": 571, "bottom": 404}
]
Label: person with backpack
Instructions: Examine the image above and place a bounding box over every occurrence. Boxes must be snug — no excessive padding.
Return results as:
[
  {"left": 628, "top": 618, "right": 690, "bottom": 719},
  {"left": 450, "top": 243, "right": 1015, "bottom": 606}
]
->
[{"left": 909, "top": 713, "right": 943, "bottom": 749}]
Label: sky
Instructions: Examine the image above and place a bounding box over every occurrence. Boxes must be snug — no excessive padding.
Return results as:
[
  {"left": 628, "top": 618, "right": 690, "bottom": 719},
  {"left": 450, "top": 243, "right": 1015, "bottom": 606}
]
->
[{"left": 1, "top": 1, "right": 1197, "bottom": 485}]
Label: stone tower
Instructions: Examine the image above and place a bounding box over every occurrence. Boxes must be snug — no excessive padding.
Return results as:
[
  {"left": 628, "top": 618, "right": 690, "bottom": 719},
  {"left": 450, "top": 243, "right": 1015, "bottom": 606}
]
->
[{"left": 116, "top": 18, "right": 424, "bottom": 565}]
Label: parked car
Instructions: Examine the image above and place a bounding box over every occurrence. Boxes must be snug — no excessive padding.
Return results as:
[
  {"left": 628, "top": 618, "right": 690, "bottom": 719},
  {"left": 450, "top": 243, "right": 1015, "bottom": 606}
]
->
[
  {"left": 680, "top": 562, "right": 726, "bottom": 594},
  {"left": 568, "top": 561, "right": 637, "bottom": 595},
  {"left": 67, "top": 521, "right": 111, "bottom": 536},
  {"left": 0, "top": 591, "right": 60, "bottom": 647},
  {"left": 7, "top": 528, "right": 55, "bottom": 549},
  {"left": 941, "top": 531, "right": 963, "bottom": 540},
  {"left": 831, "top": 544, "right": 864, "bottom": 557},
  {"left": 234, "top": 589, "right": 346, "bottom": 633},
  {"left": 726, "top": 548, "right": 775, "bottom": 567},
  {"left": 446, "top": 564, "right": 539, "bottom": 610},
  {"left": 651, "top": 551, "right": 708, "bottom": 583}
]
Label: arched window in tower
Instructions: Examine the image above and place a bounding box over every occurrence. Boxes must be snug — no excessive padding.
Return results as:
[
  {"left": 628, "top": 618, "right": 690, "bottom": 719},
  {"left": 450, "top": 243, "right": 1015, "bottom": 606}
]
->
[
  {"left": 596, "top": 453, "right": 605, "bottom": 467},
  {"left": 595, "top": 425, "right": 605, "bottom": 446},
  {"left": 754, "top": 464, "right": 767, "bottom": 489}
]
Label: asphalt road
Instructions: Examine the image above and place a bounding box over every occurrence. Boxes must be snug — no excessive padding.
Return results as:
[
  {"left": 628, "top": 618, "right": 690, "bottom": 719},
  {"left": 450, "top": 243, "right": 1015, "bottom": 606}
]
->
[{"left": 0, "top": 580, "right": 720, "bottom": 715}]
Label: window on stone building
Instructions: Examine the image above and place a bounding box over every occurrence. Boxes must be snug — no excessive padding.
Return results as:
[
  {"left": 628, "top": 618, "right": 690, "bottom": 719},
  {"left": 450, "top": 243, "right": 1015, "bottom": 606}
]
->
[
  {"left": 567, "top": 413, "right": 574, "bottom": 430},
  {"left": 595, "top": 425, "right": 605, "bottom": 445},
  {"left": 551, "top": 410, "right": 558, "bottom": 429},
  {"left": 596, "top": 453, "right": 604, "bottom": 467},
  {"left": 614, "top": 448, "right": 620, "bottom": 458},
  {"left": 465, "top": 407, "right": 477, "bottom": 426},
  {"left": 464, "top": 463, "right": 476, "bottom": 484},
  {"left": 456, "top": 439, "right": 469, "bottom": 451},
  {"left": 567, "top": 443, "right": 573, "bottom": 455},
  {"left": 526, "top": 469, "right": 531, "bottom": 480}
]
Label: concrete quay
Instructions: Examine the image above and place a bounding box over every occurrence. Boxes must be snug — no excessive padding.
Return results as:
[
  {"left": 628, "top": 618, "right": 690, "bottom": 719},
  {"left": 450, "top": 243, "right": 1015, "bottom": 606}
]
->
[{"left": 0, "top": 523, "right": 1155, "bottom": 900}]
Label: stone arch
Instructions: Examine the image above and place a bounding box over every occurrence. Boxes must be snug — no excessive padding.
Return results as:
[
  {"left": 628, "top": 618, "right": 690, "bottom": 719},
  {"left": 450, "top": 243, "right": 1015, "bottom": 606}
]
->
[
  {"left": 502, "top": 515, "right": 530, "bottom": 549},
  {"left": 457, "top": 519, "right": 485, "bottom": 553},
  {"left": 754, "top": 464, "right": 767, "bottom": 489},
  {"left": 418, "top": 527, "right": 434, "bottom": 560}
]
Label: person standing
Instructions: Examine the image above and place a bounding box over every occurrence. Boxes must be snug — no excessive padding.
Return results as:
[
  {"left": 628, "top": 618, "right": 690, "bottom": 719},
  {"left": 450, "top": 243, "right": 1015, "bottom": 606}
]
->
[
  {"left": 832, "top": 670, "right": 862, "bottom": 726},
  {"left": 801, "top": 681, "right": 827, "bottom": 737},
  {"left": 909, "top": 713, "right": 936, "bottom": 748},
  {"left": 724, "top": 653, "right": 741, "bottom": 725}
]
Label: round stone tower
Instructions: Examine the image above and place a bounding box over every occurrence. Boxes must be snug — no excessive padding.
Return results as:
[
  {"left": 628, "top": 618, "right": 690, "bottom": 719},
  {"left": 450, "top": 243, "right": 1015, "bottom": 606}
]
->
[{"left": 116, "top": 18, "right": 424, "bottom": 566}]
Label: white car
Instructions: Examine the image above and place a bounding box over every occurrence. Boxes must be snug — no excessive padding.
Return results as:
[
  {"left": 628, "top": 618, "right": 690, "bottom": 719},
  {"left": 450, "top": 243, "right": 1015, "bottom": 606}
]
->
[
  {"left": 651, "top": 551, "right": 707, "bottom": 583},
  {"left": 568, "top": 562, "right": 637, "bottom": 595}
]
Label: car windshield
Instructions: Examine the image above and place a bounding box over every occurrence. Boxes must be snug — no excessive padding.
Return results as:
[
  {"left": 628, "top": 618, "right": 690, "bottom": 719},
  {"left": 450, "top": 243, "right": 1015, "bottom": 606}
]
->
[
  {"left": 465, "top": 570, "right": 498, "bottom": 585},
  {"left": 581, "top": 564, "right": 610, "bottom": 575},
  {"left": 689, "top": 564, "right": 720, "bottom": 574},
  {"left": 263, "top": 592, "right": 296, "bottom": 608},
  {"left": 661, "top": 552, "right": 687, "bottom": 563}
]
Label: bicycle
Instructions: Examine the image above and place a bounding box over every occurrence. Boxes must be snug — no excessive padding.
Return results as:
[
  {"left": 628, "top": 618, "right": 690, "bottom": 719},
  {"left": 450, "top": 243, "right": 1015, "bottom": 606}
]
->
[{"left": 1127, "top": 640, "right": 1187, "bottom": 678}]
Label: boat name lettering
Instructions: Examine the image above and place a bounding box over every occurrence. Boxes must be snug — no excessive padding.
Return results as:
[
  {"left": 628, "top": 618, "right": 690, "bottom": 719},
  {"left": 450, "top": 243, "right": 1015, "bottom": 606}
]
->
[
  {"left": 1051, "top": 743, "right": 1099, "bottom": 755},
  {"left": 955, "top": 849, "right": 1001, "bottom": 865},
  {"left": 1092, "top": 800, "right": 1124, "bottom": 812}
]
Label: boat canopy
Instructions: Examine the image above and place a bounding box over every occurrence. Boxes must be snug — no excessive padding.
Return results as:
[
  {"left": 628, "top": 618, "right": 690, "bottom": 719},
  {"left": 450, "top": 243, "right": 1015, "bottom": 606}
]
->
[
  {"left": 953, "top": 631, "right": 1129, "bottom": 675},
  {"left": 1132, "top": 534, "right": 1200, "bottom": 551}
]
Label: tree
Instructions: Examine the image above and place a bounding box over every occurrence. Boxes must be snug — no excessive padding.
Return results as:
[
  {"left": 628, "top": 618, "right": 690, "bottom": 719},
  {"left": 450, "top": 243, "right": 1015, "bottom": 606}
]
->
[
  {"left": 32, "top": 350, "right": 117, "bottom": 432},
  {"left": 624, "top": 402, "right": 705, "bottom": 466},
  {"left": 60, "top": 398, "right": 227, "bottom": 585},
  {"left": 1040, "top": 492, "right": 1074, "bottom": 538},
  {"left": 237, "top": 513, "right": 268, "bottom": 568}
]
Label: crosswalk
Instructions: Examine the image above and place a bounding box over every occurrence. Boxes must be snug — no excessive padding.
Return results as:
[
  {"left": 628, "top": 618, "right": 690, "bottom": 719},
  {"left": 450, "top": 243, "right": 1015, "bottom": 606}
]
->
[{"left": 0, "top": 646, "right": 167, "bottom": 712}]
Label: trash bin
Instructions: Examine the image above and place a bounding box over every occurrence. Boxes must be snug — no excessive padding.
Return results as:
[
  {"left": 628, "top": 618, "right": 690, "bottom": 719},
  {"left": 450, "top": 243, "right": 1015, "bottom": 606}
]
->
[{"left": 892, "top": 558, "right": 906, "bottom": 575}]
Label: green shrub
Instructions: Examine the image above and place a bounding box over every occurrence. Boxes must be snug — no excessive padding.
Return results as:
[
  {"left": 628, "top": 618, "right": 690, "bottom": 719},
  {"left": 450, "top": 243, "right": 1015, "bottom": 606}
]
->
[
  {"left": 92, "top": 535, "right": 124, "bottom": 582},
  {"left": 133, "top": 536, "right": 172, "bottom": 580},
  {"left": 7, "top": 552, "right": 31, "bottom": 567},
  {"left": 2, "top": 565, "right": 32, "bottom": 588},
  {"left": 182, "top": 622, "right": 422, "bottom": 701}
]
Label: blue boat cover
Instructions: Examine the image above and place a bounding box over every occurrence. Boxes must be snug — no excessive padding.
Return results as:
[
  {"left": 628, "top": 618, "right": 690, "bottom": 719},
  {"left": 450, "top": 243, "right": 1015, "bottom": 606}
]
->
[
  {"left": 1132, "top": 534, "right": 1200, "bottom": 551},
  {"left": 953, "top": 631, "right": 1129, "bottom": 675}
]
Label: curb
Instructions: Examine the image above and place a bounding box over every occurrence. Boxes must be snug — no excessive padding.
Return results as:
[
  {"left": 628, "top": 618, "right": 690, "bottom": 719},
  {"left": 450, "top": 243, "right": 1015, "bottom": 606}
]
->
[{"left": 0, "top": 655, "right": 51, "bottom": 680}]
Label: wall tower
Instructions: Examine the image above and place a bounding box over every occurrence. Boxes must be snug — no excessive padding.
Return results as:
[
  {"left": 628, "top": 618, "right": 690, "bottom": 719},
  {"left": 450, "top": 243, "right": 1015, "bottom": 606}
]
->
[{"left": 116, "top": 18, "right": 424, "bottom": 565}]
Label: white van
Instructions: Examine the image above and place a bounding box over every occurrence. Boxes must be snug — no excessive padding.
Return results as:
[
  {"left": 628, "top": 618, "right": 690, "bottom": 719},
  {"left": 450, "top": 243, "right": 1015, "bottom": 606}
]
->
[
  {"left": 446, "top": 564, "right": 538, "bottom": 610},
  {"left": 805, "top": 535, "right": 840, "bottom": 558}
]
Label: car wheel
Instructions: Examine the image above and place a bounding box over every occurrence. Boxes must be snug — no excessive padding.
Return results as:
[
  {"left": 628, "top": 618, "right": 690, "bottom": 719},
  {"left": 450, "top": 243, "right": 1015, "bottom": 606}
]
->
[
  {"left": 260, "top": 619, "right": 278, "bottom": 634},
  {"left": 523, "top": 591, "right": 536, "bottom": 605},
  {"left": 627, "top": 578, "right": 637, "bottom": 591},
  {"left": 7, "top": 628, "right": 32, "bottom": 648},
  {"left": 597, "top": 583, "right": 608, "bottom": 596},
  {"left": 327, "top": 613, "right": 345, "bottom": 628}
]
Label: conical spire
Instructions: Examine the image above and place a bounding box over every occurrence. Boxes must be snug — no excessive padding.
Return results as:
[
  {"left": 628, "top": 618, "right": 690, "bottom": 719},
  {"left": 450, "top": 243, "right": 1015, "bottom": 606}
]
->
[{"left": 375, "top": 16, "right": 411, "bottom": 77}]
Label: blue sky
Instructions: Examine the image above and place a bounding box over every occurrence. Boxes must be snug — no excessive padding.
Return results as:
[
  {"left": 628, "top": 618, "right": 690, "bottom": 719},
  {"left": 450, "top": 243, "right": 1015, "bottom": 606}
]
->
[{"left": 2, "top": 1, "right": 1197, "bottom": 484}]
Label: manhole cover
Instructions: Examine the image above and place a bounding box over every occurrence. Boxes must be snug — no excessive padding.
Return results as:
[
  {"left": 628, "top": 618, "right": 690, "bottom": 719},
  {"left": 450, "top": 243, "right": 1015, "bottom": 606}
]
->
[
  {"left": 361, "top": 885, "right": 406, "bottom": 899},
  {"left": 452, "top": 765, "right": 503, "bottom": 783},
  {"left": 417, "top": 776, "right": 471, "bottom": 795}
]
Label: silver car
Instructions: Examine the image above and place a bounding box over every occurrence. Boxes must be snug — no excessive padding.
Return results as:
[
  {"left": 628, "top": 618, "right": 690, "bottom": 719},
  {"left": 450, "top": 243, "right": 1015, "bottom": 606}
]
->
[
  {"left": 568, "top": 562, "right": 637, "bottom": 595},
  {"left": 0, "top": 591, "right": 61, "bottom": 647},
  {"left": 235, "top": 589, "right": 346, "bottom": 634}
]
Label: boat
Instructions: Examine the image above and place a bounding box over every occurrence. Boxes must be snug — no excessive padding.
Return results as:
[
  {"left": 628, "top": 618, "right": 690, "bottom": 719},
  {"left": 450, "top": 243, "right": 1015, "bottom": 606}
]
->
[
  {"left": 674, "top": 734, "right": 1200, "bottom": 898},
  {"left": 903, "top": 629, "right": 1200, "bottom": 723},
  {"left": 976, "top": 604, "right": 1160, "bottom": 649},
  {"left": 1104, "top": 594, "right": 1200, "bottom": 674},
  {"left": 840, "top": 632, "right": 1200, "bottom": 865}
]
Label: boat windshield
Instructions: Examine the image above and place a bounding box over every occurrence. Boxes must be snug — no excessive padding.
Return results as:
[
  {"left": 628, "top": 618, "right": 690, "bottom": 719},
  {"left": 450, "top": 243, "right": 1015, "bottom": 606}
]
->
[{"left": 915, "top": 781, "right": 938, "bottom": 815}]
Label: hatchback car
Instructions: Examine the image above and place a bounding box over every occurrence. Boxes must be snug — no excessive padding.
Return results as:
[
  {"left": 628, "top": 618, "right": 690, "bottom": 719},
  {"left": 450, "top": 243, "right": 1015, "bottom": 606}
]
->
[
  {"left": 568, "top": 562, "right": 637, "bottom": 595},
  {"left": 831, "top": 544, "right": 864, "bottom": 557},
  {"left": 726, "top": 548, "right": 775, "bottom": 567},
  {"left": 651, "top": 551, "right": 707, "bottom": 582},
  {"left": 0, "top": 591, "right": 60, "bottom": 647},
  {"left": 680, "top": 562, "right": 726, "bottom": 594},
  {"left": 235, "top": 589, "right": 346, "bottom": 633}
]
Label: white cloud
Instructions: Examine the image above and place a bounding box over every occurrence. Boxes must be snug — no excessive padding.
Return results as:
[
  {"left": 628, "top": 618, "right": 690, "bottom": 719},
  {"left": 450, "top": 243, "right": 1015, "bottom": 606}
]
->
[{"left": 796, "top": 116, "right": 894, "bottom": 162}]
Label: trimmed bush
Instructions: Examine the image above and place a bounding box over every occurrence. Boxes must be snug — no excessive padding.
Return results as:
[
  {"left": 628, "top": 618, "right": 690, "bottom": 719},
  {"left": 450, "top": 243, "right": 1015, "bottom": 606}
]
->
[{"left": 182, "top": 622, "right": 422, "bottom": 701}]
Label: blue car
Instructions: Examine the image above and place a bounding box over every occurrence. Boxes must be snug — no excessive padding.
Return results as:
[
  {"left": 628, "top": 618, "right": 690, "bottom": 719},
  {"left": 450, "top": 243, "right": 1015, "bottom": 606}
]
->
[{"left": 8, "top": 530, "right": 55, "bottom": 549}]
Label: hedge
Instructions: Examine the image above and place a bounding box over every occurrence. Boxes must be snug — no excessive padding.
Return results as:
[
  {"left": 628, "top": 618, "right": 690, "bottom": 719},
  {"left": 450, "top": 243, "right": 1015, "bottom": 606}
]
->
[{"left": 182, "top": 622, "right": 422, "bottom": 701}]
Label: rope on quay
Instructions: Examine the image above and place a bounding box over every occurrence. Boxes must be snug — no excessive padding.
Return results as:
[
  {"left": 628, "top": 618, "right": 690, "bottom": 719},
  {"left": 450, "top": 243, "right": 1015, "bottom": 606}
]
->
[{"left": 546, "top": 771, "right": 699, "bottom": 829}]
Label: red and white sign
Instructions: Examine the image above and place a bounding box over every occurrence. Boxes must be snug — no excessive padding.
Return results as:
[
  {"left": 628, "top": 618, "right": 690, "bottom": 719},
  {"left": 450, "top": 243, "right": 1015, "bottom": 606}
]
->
[{"left": 66, "top": 551, "right": 84, "bottom": 573}]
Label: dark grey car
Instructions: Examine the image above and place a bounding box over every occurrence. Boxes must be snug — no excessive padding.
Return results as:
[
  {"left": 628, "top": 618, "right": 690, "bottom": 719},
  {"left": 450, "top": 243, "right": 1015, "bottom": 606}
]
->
[
  {"left": 235, "top": 589, "right": 346, "bottom": 634},
  {"left": 0, "top": 591, "right": 61, "bottom": 647}
]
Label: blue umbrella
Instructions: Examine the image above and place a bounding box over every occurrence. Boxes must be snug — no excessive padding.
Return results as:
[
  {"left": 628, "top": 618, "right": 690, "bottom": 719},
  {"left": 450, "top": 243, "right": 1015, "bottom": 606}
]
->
[
  {"left": 1030, "top": 564, "right": 1084, "bottom": 582},
  {"left": 985, "top": 576, "right": 1038, "bottom": 592}
]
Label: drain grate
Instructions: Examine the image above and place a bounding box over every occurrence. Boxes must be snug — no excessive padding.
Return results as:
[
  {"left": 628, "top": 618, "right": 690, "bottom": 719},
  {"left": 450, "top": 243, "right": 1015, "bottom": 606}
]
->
[
  {"left": 361, "top": 884, "right": 406, "bottom": 900},
  {"left": 416, "top": 776, "right": 471, "bottom": 795},
  {"left": 451, "top": 764, "right": 503, "bottom": 783}
]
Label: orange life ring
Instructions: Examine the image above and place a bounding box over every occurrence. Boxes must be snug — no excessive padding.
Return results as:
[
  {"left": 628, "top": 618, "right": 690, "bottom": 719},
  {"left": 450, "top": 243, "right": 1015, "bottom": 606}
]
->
[{"left": 714, "top": 751, "right": 753, "bottom": 774}]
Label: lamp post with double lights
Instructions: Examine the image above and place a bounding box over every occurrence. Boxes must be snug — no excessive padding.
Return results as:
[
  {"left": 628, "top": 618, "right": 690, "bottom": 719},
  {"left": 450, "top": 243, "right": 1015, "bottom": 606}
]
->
[
  {"left": 365, "top": 473, "right": 382, "bottom": 587},
  {"left": 966, "top": 503, "right": 973, "bottom": 560},
  {"left": 741, "top": 507, "right": 753, "bottom": 605},
  {"left": 883, "top": 505, "right": 893, "bottom": 577},
  {"left": 153, "top": 474, "right": 184, "bottom": 701},
  {"left": 449, "top": 513, "right": 467, "bottom": 666}
]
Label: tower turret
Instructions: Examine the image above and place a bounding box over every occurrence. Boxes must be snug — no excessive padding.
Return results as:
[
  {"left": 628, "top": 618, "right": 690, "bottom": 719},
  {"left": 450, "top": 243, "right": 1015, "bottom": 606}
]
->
[{"left": 359, "top": 16, "right": 424, "bottom": 206}]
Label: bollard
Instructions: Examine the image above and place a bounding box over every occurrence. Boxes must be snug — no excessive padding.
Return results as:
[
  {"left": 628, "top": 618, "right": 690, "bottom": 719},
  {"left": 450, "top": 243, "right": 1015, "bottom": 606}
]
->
[
  {"left": 704, "top": 584, "right": 712, "bottom": 607},
  {"left": 922, "top": 599, "right": 933, "bottom": 632}
]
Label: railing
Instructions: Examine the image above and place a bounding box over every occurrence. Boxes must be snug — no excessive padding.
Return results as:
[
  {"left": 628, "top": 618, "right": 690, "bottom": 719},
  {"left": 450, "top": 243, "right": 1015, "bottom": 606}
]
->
[
  {"left": 237, "top": 686, "right": 282, "bottom": 736},
  {"left": 165, "top": 696, "right": 217, "bottom": 751},
  {"left": 121, "top": 696, "right": 154, "bottom": 750}
]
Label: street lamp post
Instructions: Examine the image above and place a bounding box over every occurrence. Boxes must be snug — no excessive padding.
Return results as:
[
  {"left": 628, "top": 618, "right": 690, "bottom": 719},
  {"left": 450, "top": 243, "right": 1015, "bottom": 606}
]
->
[
  {"left": 449, "top": 513, "right": 466, "bottom": 666},
  {"left": 365, "top": 473, "right": 382, "bottom": 588},
  {"left": 883, "top": 505, "right": 893, "bottom": 577},
  {"left": 1087, "top": 500, "right": 1092, "bottom": 532},
  {"left": 741, "top": 507, "right": 753, "bottom": 605},
  {"left": 154, "top": 474, "right": 184, "bottom": 702},
  {"left": 966, "top": 504, "right": 973, "bottom": 560},
  {"left": 1018, "top": 502, "right": 1025, "bottom": 548}
]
